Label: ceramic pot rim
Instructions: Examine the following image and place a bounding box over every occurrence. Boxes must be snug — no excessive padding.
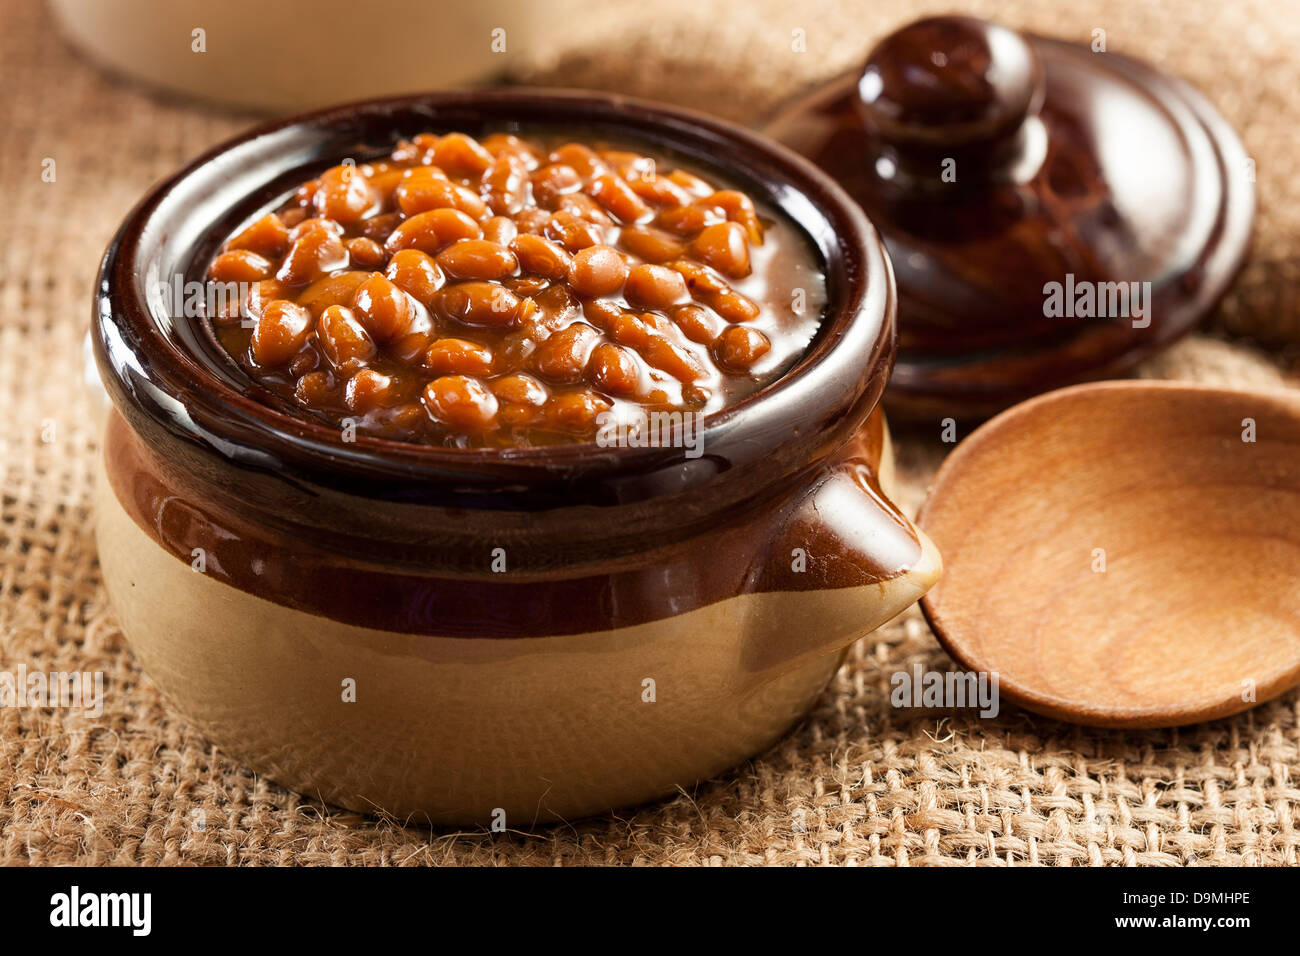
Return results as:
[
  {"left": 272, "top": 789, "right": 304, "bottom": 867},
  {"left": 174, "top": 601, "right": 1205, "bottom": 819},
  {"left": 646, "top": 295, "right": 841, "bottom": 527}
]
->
[{"left": 94, "top": 88, "right": 896, "bottom": 506}]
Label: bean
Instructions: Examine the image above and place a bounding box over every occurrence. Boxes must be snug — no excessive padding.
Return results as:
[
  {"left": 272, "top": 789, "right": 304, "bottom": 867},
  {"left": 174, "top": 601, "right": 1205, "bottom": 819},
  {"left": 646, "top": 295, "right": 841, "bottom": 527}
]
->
[
  {"left": 293, "top": 180, "right": 318, "bottom": 209},
  {"left": 439, "top": 281, "right": 521, "bottom": 328},
  {"left": 627, "top": 174, "right": 694, "bottom": 207},
  {"left": 297, "top": 270, "right": 371, "bottom": 316},
  {"left": 276, "top": 224, "right": 348, "bottom": 285},
  {"left": 483, "top": 215, "right": 518, "bottom": 246},
  {"left": 656, "top": 204, "right": 724, "bottom": 236},
  {"left": 447, "top": 184, "right": 492, "bottom": 220},
  {"left": 294, "top": 370, "right": 332, "bottom": 407},
  {"left": 639, "top": 333, "right": 705, "bottom": 383},
  {"left": 599, "top": 150, "right": 655, "bottom": 180},
  {"left": 395, "top": 168, "right": 488, "bottom": 219},
  {"left": 668, "top": 259, "right": 760, "bottom": 320},
  {"left": 313, "top": 164, "right": 375, "bottom": 225},
  {"left": 425, "top": 337, "right": 494, "bottom": 376},
  {"left": 691, "top": 221, "right": 751, "bottom": 278},
  {"left": 363, "top": 167, "right": 407, "bottom": 204},
  {"left": 359, "top": 211, "right": 403, "bottom": 244},
  {"left": 531, "top": 163, "right": 582, "bottom": 207},
  {"left": 512, "top": 234, "right": 573, "bottom": 280},
  {"left": 317, "top": 304, "right": 376, "bottom": 372},
  {"left": 623, "top": 264, "right": 688, "bottom": 310},
  {"left": 436, "top": 239, "right": 518, "bottom": 281},
  {"left": 666, "top": 169, "right": 714, "bottom": 197},
  {"left": 581, "top": 298, "right": 626, "bottom": 331},
  {"left": 544, "top": 210, "right": 606, "bottom": 252},
  {"left": 345, "top": 237, "right": 386, "bottom": 269},
  {"left": 491, "top": 373, "right": 548, "bottom": 407},
  {"left": 393, "top": 166, "right": 448, "bottom": 209},
  {"left": 226, "top": 213, "right": 289, "bottom": 258},
  {"left": 389, "top": 329, "right": 434, "bottom": 365},
  {"left": 406, "top": 133, "right": 442, "bottom": 164},
  {"left": 543, "top": 390, "right": 611, "bottom": 433},
  {"left": 499, "top": 403, "right": 539, "bottom": 427},
  {"left": 586, "top": 343, "right": 640, "bottom": 397},
  {"left": 244, "top": 279, "right": 290, "bottom": 321},
  {"left": 483, "top": 155, "right": 530, "bottom": 216},
  {"left": 209, "top": 249, "right": 273, "bottom": 283},
  {"left": 384, "top": 249, "right": 445, "bottom": 306},
  {"left": 388, "top": 402, "right": 431, "bottom": 431},
  {"left": 555, "top": 192, "right": 613, "bottom": 226},
  {"left": 433, "top": 133, "right": 494, "bottom": 177},
  {"left": 669, "top": 303, "right": 725, "bottom": 344},
  {"left": 532, "top": 323, "right": 600, "bottom": 383},
  {"left": 288, "top": 217, "right": 343, "bottom": 242},
  {"left": 587, "top": 174, "right": 651, "bottom": 223},
  {"left": 618, "top": 227, "right": 686, "bottom": 262},
  {"left": 513, "top": 207, "right": 552, "bottom": 235},
  {"left": 709, "top": 287, "right": 761, "bottom": 322},
  {"left": 713, "top": 324, "right": 771, "bottom": 371},
  {"left": 548, "top": 143, "right": 609, "bottom": 178},
  {"left": 568, "top": 245, "right": 628, "bottom": 297},
  {"left": 481, "top": 133, "right": 542, "bottom": 170},
  {"left": 384, "top": 208, "right": 482, "bottom": 256},
  {"left": 699, "top": 190, "right": 765, "bottom": 244},
  {"left": 346, "top": 368, "right": 398, "bottom": 412},
  {"left": 505, "top": 276, "right": 550, "bottom": 298},
  {"left": 352, "top": 273, "right": 418, "bottom": 342},
  {"left": 251, "top": 300, "right": 312, "bottom": 366},
  {"left": 209, "top": 129, "right": 811, "bottom": 449},
  {"left": 601, "top": 310, "right": 703, "bottom": 383},
  {"left": 423, "top": 374, "right": 499, "bottom": 431}
]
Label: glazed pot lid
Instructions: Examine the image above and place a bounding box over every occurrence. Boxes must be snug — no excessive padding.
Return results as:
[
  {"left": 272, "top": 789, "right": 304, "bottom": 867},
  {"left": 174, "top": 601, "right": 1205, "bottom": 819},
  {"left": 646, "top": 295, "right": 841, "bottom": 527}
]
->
[{"left": 765, "top": 15, "right": 1254, "bottom": 419}]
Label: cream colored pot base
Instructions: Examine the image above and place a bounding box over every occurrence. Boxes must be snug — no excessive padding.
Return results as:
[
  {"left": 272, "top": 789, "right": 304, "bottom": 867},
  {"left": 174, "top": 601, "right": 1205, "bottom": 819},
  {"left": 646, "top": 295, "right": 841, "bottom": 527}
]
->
[{"left": 96, "top": 453, "right": 939, "bottom": 826}]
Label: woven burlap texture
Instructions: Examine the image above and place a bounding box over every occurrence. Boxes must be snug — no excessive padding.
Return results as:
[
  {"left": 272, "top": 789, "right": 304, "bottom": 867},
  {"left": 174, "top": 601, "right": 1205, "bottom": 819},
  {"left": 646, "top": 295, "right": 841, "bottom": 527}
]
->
[{"left": 1, "top": 0, "right": 1297, "bottom": 866}]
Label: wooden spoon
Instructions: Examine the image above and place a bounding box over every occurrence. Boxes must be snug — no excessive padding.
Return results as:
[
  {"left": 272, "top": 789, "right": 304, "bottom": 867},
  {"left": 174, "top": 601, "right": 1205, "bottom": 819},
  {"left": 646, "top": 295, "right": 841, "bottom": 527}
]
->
[{"left": 917, "top": 380, "right": 1300, "bottom": 728}]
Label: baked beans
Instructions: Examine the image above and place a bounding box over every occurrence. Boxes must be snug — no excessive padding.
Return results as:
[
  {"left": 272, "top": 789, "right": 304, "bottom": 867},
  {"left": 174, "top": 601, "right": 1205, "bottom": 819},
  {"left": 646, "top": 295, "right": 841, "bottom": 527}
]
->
[{"left": 209, "top": 131, "right": 826, "bottom": 447}]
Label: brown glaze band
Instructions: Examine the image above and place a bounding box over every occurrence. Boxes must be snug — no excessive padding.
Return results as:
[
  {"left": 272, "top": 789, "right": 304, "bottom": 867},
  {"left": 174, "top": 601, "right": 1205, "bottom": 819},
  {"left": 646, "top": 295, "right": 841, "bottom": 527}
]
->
[{"left": 103, "top": 408, "right": 918, "bottom": 638}]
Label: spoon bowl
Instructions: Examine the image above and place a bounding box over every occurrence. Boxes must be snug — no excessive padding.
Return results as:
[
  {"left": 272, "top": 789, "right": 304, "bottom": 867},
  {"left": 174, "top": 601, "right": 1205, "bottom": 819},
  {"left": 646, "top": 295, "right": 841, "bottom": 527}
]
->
[{"left": 918, "top": 380, "right": 1300, "bottom": 728}]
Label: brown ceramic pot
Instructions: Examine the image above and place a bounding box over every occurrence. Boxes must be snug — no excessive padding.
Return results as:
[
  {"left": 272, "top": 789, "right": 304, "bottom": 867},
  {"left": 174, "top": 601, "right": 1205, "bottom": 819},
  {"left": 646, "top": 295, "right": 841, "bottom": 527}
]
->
[
  {"left": 91, "top": 91, "right": 940, "bottom": 825},
  {"left": 765, "top": 16, "right": 1254, "bottom": 421}
]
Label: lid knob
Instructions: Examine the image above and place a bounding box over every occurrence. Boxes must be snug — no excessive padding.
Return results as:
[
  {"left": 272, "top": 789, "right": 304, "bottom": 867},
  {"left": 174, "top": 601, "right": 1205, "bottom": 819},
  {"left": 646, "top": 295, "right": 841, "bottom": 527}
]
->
[{"left": 856, "top": 16, "right": 1045, "bottom": 181}]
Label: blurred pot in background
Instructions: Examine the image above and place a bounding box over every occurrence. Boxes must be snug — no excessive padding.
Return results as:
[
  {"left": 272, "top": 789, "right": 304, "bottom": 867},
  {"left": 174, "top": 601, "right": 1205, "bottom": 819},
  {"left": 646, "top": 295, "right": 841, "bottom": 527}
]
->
[{"left": 50, "top": 0, "right": 572, "bottom": 112}]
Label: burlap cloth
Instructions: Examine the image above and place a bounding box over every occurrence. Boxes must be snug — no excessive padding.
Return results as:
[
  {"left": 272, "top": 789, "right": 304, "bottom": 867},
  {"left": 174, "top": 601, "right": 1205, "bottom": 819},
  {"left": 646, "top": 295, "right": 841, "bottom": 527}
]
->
[{"left": 2, "top": 0, "right": 1297, "bottom": 866}]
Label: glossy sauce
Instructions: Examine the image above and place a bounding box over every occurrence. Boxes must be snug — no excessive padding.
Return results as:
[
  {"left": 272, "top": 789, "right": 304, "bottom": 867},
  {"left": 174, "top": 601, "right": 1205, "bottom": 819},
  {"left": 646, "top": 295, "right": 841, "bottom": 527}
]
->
[{"left": 208, "top": 131, "right": 827, "bottom": 448}]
